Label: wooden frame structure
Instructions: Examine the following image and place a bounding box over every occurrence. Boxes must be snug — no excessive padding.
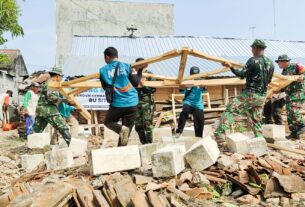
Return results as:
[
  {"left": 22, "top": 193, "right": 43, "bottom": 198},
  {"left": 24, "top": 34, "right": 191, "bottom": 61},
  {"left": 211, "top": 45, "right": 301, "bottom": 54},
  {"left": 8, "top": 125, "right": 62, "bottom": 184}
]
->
[{"left": 49, "top": 47, "right": 299, "bottom": 121}]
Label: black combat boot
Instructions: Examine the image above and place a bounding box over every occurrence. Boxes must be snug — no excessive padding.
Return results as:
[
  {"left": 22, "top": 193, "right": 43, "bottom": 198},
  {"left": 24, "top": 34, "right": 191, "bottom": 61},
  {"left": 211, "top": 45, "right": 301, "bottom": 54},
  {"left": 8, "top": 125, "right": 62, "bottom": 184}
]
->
[
  {"left": 286, "top": 131, "right": 298, "bottom": 140},
  {"left": 61, "top": 129, "right": 71, "bottom": 146},
  {"left": 296, "top": 125, "right": 305, "bottom": 136}
]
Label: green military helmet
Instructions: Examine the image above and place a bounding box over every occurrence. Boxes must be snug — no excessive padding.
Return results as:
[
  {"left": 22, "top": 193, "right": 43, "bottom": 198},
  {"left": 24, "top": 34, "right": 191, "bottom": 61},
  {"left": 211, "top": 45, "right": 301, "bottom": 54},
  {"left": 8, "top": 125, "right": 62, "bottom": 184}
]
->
[
  {"left": 49, "top": 67, "right": 63, "bottom": 76},
  {"left": 275, "top": 54, "right": 291, "bottom": 63},
  {"left": 251, "top": 39, "right": 267, "bottom": 49}
]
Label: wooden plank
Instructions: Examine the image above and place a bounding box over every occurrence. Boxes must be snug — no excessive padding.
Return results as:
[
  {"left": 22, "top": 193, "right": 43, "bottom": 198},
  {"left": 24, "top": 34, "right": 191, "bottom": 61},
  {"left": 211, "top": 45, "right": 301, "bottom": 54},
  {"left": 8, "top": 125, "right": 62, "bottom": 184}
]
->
[
  {"left": 67, "top": 87, "right": 91, "bottom": 96},
  {"left": 181, "top": 78, "right": 246, "bottom": 87},
  {"left": 183, "top": 67, "right": 230, "bottom": 80},
  {"left": 147, "top": 191, "right": 163, "bottom": 207},
  {"left": 142, "top": 73, "right": 177, "bottom": 81},
  {"left": 267, "top": 143, "right": 305, "bottom": 156},
  {"left": 190, "top": 49, "right": 244, "bottom": 68},
  {"left": 172, "top": 94, "right": 177, "bottom": 128},
  {"left": 131, "top": 49, "right": 182, "bottom": 68},
  {"left": 61, "top": 73, "right": 99, "bottom": 86},
  {"left": 92, "top": 190, "right": 110, "bottom": 207},
  {"left": 155, "top": 112, "right": 165, "bottom": 128},
  {"left": 177, "top": 47, "right": 189, "bottom": 82}
]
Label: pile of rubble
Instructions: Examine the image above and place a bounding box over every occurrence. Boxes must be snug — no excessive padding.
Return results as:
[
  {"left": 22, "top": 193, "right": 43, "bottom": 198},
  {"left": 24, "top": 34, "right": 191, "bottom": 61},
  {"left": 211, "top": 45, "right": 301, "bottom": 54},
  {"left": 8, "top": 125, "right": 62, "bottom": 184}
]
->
[{"left": 1, "top": 124, "right": 305, "bottom": 207}]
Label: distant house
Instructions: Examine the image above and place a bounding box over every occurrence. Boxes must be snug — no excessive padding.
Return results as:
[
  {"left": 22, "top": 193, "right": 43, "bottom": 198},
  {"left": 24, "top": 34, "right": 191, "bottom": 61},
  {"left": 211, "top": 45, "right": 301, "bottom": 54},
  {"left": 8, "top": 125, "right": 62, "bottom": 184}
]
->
[{"left": 0, "top": 49, "right": 28, "bottom": 103}]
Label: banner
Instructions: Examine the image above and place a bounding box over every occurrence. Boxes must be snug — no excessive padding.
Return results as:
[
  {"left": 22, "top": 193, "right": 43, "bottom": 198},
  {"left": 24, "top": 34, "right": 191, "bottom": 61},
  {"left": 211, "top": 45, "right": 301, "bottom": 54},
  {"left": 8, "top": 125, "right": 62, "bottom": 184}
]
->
[{"left": 75, "top": 88, "right": 109, "bottom": 110}]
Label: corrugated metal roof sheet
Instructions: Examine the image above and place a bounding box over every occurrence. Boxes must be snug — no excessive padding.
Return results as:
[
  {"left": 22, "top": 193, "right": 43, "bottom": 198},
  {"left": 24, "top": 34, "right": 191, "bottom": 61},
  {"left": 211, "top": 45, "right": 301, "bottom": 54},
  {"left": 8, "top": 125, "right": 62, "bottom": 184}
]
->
[{"left": 63, "top": 36, "right": 305, "bottom": 76}]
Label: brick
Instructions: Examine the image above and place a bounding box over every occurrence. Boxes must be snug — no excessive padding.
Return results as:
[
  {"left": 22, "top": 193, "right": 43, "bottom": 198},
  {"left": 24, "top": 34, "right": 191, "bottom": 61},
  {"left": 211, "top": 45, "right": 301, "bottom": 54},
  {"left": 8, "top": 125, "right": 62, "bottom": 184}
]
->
[
  {"left": 226, "top": 133, "right": 250, "bottom": 154},
  {"left": 161, "top": 136, "right": 201, "bottom": 150},
  {"left": 89, "top": 146, "right": 141, "bottom": 175},
  {"left": 181, "top": 127, "right": 195, "bottom": 137},
  {"left": 21, "top": 154, "right": 44, "bottom": 171},
  {"left": 139, "top": 143, "right": 164, "bottom": 166},
  {"left": 203, "top": 125, "right": 214, "bottom": 137},
  {"left": 262, "top": 125, "right": 286, "bottom": 143},
  {"left": 152, "top": 127, "right": 172, "bottom": 142},
  {"left": 69, "top": 137, "right": 88, "bottom": 157},
  {"left": 102, "top": 127, "right": 119, "bottom": 147},
  {"left": 152, "top": 145, "right": 186, "bottom": 177},
  {"left": 184, "top": 136, "right": 220, "bottom": 171},
  {"left": 45, "top": 148, "right": 74, "bottom": 170},
  {"left": 247, "top": 137, "right": 267, "bottom": 157},
  {"left": 217, "top": 155, "right": 235, "bottom": 169},
  {"left": 27, "top": 133, "right": 51, "bottom": 149}
]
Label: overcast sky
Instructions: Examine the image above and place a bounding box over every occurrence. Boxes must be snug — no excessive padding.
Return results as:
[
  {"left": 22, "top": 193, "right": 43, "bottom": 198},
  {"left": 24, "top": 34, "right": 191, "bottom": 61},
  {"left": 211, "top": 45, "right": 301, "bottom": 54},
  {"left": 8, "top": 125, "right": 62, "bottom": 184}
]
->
[{"left": 2, "top": 0, "right": 305, "bottom": 73}]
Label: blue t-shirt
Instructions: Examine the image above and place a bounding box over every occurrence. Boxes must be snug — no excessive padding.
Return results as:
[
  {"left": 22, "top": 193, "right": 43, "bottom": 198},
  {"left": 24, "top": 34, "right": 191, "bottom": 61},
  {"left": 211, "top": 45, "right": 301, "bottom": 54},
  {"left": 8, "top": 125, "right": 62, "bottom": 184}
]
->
[
  {"left": 183, "top": 86, "right": 204, "bottom": 109},
  {"left": 58, "top": 103, "right": 75, "bottom": 118},
  {"left": 99, "top": 60, "right": 138, "bottom": 107}
]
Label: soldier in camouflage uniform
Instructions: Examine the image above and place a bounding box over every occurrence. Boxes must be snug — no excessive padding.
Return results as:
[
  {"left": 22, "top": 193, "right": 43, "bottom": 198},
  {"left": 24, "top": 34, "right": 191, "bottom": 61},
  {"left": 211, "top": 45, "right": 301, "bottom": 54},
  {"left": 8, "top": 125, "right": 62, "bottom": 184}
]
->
[
  {"left": 276, "top": 54, "right": 305, "bottom": 139},
  {"left": 214, "top": 39, "right": 274, "bottom": 139},
  {"left": 32, "top": 67, "right": 72, "bottom": 145},
  {"left": 134, "top": 58, "right": 156, "bottom": 144}
]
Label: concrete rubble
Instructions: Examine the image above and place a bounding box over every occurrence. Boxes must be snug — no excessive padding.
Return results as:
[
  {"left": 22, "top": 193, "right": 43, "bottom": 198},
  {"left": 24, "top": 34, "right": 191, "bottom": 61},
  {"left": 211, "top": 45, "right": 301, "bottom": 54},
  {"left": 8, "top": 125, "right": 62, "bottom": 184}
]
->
[{"left": 2, "top": 124, "right": 305, "bottom": 207}]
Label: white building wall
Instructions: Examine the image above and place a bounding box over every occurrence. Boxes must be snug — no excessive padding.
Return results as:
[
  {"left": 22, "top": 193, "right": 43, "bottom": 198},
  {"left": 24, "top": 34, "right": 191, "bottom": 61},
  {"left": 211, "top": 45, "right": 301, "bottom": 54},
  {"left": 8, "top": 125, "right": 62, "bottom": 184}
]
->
[{"left": 56, "top": 0, "right": 174, "bottom": 67}]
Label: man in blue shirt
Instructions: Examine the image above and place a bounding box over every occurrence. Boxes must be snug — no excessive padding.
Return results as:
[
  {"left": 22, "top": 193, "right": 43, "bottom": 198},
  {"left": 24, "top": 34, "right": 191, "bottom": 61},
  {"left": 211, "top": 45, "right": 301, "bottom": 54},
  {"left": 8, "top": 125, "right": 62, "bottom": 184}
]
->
[
  {"left": 100, "top": 47, "right": 143, "bottom": 146},
  {"left": 176, "top": 66, "right": 205, "bottom": 138}
]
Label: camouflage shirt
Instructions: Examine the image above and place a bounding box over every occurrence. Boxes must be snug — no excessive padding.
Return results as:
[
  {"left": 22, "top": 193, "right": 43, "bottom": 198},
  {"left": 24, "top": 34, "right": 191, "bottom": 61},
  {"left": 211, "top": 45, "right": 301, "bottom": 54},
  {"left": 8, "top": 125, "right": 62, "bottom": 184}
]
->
[
  {"left": 136, "top": 70, "right": 156, "bottom": 99},
  {"left": 282, "top": 63, "right": 305, "bottom": 100},
  {"left": 35, "top": 81, "right": 61, "bottom": 117},
  {"left": 231, "top": 56, "right": 274, "bottom": 94}
]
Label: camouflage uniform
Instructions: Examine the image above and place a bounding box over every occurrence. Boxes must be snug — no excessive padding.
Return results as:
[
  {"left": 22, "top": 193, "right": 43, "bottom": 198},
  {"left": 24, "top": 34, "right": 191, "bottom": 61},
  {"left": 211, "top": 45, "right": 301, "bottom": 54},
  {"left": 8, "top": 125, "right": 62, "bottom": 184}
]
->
[
  {"left": 281, "top": 63, "right": 305, "bottom": 134},
  {"left": 33, "top": 81, "right": 68, "bottom": 133},
  {"left": 32, "top": 67, "right": 71, "bottom": 145},
  {"left": 214, "top": 43, "right": 274, "bottom": 138},
  {"left": 135, "top": 72, "right": 156, "bottom": 144}
]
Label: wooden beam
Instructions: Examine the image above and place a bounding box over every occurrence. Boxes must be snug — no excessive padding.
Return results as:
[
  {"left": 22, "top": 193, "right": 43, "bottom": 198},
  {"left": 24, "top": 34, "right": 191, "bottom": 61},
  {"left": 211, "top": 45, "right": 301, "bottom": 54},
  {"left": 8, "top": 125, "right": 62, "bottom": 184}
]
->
[
  {"left": 177, "top": 47, "right": 189, "bottom": 83},
  {"left": 267, "top": 143, "right": 305, "bottom": 156},
  {"left": 61, "top": 73, "right": 99, "bottom": 86},
  {"left": 189, "top": 50, "right": 244, "bottom": 68},
  {"left": 181, "top": 78, "right": 246, "bottom": 87},
  {"left": 183, "top": 67, "right": 230, "bottom": 80},
  {"left": 131, "top": 49, "right": 182, "bottom": 68},
  {"left": 67, "top": 87, "right": 91, "bottom": 96},
  {"left": 142, "top": 73, "right": 177, "bottom": 81}
]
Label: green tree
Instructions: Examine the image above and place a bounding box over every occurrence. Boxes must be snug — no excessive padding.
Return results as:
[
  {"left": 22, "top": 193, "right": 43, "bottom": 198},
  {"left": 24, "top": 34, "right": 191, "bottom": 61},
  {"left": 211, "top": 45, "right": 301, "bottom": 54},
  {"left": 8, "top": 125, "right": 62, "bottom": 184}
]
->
[{"left": 0, "top": 0, "right": 24, "bottom": 45}]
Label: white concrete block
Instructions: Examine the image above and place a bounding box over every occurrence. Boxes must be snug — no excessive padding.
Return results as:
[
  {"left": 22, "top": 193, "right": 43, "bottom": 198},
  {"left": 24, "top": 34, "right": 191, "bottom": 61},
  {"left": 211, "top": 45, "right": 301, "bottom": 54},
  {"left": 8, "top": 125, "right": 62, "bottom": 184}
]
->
[
  {"left": 247, "top": 137, "right": 267, "bottom": 157},
  {"left": 89, "top": 145, "right": 141, "bottom": 175},
  {"left": 69, "top": 137, "right": 88, "bottom": 157},
  {"left": 184, "top": 136, "right": 220, "bottom": 171},
  {"left": 45, "top": 148, "right": 74, "bottom": 170},
  {"left": 217, "top": 155, "right": 235, "bottom": 169},
  {"left": 262, "top": 125, "right": 286, "bottom": 142},
  {"left": 226, "top": 133, "right": 250, "bottom": 154},
  {"left": 27, "top": 133, "right": 50, "bottom": 149},
  {"left": 153, "top": 127, "right": 172, "bottom": 142},
  {"left": 181, "top": 127, "right": 195, "bottom": 137},
  {"left": 161, "top": 136, "right": 201, "bottom": 151},
  {"left": 152, "top": 145, "right": 186, "bottom": 177},
  {"left": 139, "top": 143, "right": 164, "bottom": 165},
  {"left": 102, "top": 127, "right": 119, "bottom": 148},
  {"left": 21, "top": 154, "right": 44, "bottom": 171},
  {"left": 203, "top": 125, "right": 214, "bottom": 137},
  {"left": 77, "top": 125, "right": 85, "bottom": 135}
]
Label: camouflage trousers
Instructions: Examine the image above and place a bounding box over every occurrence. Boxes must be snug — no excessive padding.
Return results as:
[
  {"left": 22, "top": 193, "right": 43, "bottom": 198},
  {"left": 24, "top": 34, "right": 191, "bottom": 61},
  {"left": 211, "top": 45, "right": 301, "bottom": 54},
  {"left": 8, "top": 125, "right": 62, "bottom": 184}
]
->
[
  {"left": 33, "top": 114, "right": 68, "bottom": 134},
  {"left": 286, "top": 98, "right": 305, "bottom": 133},
  {"left": 214, "top": 90, "right": 265, "bottom": 138},
  {"left": 135, "top": 97, "right": 154, "bottom": 144}
]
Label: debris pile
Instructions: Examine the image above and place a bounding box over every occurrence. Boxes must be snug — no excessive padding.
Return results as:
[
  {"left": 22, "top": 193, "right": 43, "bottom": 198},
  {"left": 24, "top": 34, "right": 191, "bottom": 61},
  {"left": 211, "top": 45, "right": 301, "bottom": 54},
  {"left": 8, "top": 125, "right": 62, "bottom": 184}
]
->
[{"left": 1, "top": 125, "right": 305, "bottom": 206}]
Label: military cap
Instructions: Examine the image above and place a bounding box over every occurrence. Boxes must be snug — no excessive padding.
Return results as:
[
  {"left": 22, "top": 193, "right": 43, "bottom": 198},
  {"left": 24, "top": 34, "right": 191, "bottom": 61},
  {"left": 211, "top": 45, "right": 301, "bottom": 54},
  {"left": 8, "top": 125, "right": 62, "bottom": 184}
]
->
[
  {"left": 251, "top": 39, "right": 267, "bottom": 49},
  {"left": 275, "top": 54, "right": 291, "bottom": 63},
  {"left": 49, "top": 67, "right": 63, "bottom": 76}
]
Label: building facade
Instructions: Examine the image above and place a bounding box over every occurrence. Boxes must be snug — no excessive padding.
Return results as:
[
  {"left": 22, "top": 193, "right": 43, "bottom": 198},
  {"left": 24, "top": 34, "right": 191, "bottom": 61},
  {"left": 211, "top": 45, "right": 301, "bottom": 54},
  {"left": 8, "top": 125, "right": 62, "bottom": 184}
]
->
[{"left": 56, "top": 0, "right": 174, "bottom": 67}]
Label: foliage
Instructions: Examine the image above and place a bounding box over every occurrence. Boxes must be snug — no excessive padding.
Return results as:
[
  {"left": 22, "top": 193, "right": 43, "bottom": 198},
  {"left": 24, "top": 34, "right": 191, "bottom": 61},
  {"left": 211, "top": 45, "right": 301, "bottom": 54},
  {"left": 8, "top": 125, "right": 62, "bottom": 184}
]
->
[
  {"left": 0, "top": 0, "right": 24, "bottom": 45},
  {"left": 0, "top": 53, "right": 10, "bottom": 65}
]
